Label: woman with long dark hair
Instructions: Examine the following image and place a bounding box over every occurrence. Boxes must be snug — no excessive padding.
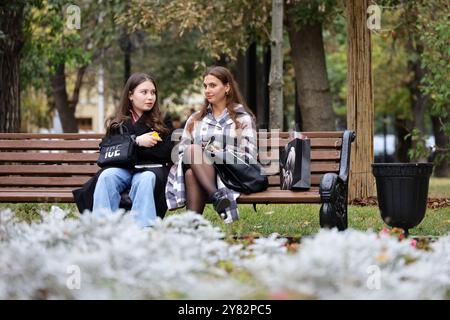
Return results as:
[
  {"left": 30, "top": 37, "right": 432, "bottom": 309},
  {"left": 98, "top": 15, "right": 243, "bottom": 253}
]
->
[
  {"left": 166, "top": 66, "right": 258, "bottom": 222},
  {"left": 92, "top": 72, "right": 173, "bottom": 227}
]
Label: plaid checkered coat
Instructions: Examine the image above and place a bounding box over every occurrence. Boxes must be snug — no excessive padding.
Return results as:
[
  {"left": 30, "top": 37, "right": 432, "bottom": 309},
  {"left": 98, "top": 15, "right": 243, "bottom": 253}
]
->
[{"left": 165, "top": 104, "right": 257, "bottom": 222}]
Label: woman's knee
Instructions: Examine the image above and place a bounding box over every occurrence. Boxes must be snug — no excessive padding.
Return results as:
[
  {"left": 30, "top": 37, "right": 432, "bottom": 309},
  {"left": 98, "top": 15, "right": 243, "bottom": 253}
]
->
[
  {"left": 184, "top": 168, "right": 196, "bottom": 182},
  {"left": 133, "top": 170, "right": 156, "bottom": 188},
  {"left": 141, "top": 170, "right": 156, "bottom": 181},
  {"left": 98, "top": 168, "right": 124, "bottom": 184}
]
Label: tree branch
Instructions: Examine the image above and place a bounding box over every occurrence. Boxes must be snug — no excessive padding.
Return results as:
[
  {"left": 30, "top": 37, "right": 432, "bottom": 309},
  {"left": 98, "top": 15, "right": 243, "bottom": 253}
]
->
[{"left": 68, "top": 65, "right": 87, "bottom": 110}]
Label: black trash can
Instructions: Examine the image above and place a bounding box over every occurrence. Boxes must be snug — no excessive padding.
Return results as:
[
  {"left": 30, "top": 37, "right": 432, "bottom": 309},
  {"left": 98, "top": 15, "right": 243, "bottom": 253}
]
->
[{"left": 372, "top": 163, "right": 433, "bottom": 235}]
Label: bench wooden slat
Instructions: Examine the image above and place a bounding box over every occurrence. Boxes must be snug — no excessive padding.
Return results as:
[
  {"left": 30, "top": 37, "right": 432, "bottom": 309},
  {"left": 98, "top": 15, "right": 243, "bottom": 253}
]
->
[
  {"left": 0, "top": 140, "right": 100, "bottom": 150},
  {"left": 0, "top": 138, "right": 342, "bottom": 150},
  {"left": 0, "top": 174, "right": 325, "bottom": 187},
  {"left": 258, "top": 137, "right": 342, "bottom": 148},
  {"left": 0, "top": 132, "right": 343, "bottom": 140},
  {"left": 267, "top": 175, "right": 323, "bottom": 186},
  {"left": 0, "top": 162, "right": 338, "bottom": 175},
  {"left": 0, "top": 187, "right": 76, "bottom": 192},
  {"left": 0, "top": 192, "right": 75, "bottom": 202},
  {"left": 260, "top": 162, "right": 339, "bottom": 173},
  {"left": 1, "top": 151, "right": 339, "bottom": 163},
  {"left": 238, "top": 190, "right": 321, "bottom": 203},
  {"left": 259, "top": 150, "right": 341, "bottom": 161},
  {"left": 0, "top": 176, "right": 91, "bottom": 187},
  {"left": 0, "top": 189, "right": 322, "bottom": 203},
  {"left": 257, "top": 131, "right": 344, "bottom": 139},
  {"left": 0, "top": 152, "right": 98, "bottom": 163},
  {"left": 0, "top": 186, "right": 319, "bottom": 192},
  {"left": 170, "top": 131, "right": 345, "bottom": 142},
  {"left": 0, "top": 133, "right": 103, "bottom": 139},
  {"left": 0, "top": 165, "right": 99, "bottom": 175},
  {"left": 0, "top": 192, "right": 322, "bottom": 203}
]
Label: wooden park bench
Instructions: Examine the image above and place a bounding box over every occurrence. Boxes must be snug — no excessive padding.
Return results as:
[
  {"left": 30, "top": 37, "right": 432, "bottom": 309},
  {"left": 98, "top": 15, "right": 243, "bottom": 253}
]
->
[{"left": 0, "top": 130, "right": 355, "bottom": 230}]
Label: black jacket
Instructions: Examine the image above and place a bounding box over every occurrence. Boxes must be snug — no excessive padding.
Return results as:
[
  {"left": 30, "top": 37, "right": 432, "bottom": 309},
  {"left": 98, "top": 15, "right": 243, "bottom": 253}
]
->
[
  {"left": 123, "top": 115, "right": 173, "bottom": 165},
  {"left": 73, "top": 117, "right": 174, "bottom": 218}
]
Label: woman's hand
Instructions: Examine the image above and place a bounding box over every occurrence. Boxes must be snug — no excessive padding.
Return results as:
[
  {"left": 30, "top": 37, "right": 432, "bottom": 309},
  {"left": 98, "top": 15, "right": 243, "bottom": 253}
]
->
[{"left": 136, "top": 132, "right": 162, "bottom": 148}]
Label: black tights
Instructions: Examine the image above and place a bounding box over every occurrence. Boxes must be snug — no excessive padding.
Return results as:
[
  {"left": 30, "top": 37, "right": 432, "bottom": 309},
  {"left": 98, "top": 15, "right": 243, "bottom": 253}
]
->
[{"left": 183, "top": 145, "right": 218, "bottom": 214}]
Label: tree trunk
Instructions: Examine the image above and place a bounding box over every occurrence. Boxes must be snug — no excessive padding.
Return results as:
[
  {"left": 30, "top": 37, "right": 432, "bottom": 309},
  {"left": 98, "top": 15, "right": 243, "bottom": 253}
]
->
[
  {"left": 346, "top": 0, "right": 375, "bottom": 200},
  {"left": 431, "top": 115, "right": 450, "bottom": 177},
  {"left": 294, "top": 79, "right": 302, "bottom": 131},
  {"left": 268, "top": 0, "right": 284, "bottom": 130},
  {"left": 406, "top": 36, "right": 429, "bottom": 162},
  {"left": 70, "top": 65, "right": 87, "bottom": 109},
  {"left": 119, "top": 31, "right": 132, "bottom": 84},
  {"left": 124, "top": 50, "right": 131, "bottom": 84},
  {"left": 51, "top": 63, "right": 78, "bottom": 133},
  {"left": 234, "top": 43, "right": 257, "bottom": 115},
  {"left": 255, "top": 45, "right": 270, "bottom": 129},
  {"left": 394, "top": 116, "right": 412, "bottom": 162},
  {"left": 407, "top": 45, "right": 427, "bottom": 135},
  {"left": 286, "top": 14, "right": 335, "bottom": 131},
  {"left": 0, "top": 3, "right": 25, "bottom": 132}
]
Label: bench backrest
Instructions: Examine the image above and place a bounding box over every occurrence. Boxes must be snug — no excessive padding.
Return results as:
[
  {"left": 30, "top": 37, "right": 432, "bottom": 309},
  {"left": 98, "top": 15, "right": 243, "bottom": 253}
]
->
[{"left": 0, "top": 132, "right": 346, "bottom": 190}]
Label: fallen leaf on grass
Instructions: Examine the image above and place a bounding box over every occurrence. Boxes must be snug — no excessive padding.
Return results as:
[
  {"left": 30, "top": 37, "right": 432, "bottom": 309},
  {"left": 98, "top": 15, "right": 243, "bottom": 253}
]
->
[
  {"left": 350, "top": 197, "right": 450, "bottom": 209},
  {"left": 349, "top": 196, "right": 378, "bottom": 206},
  {"left": 427, "top": 198, "right": 450, "bottom": 209}
]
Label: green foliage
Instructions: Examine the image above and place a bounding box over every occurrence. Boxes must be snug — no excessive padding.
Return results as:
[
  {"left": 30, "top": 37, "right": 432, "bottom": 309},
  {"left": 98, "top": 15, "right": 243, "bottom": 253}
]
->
[
  {"left": 414, "top": 0, "right": 449, "bottom": 164},
  {"left": 367, "top": 0, "right": 448, "bottom": 166},
  {"left": 418, "top": 0, "right": 450, "bottom": 127},
  {"left": 116, "top": 0, "right": 272, "bottom": 61},
  {"left": 20, "top": 89, "right": 52, "bottom": 131},
  {"left": 134, "top": 30, "right": 215, "bottom": 100},
  {"left": 324, "top": 32, "right": 347, "bottom": 115},
  {"left": 21, "top": 0, "right": 119, "bottom": 90},
  {"left": 287, "top": 0, "right": 342, "bottom": 28},
  {"left": 407, "top": 128, "right": 430, "bottom": 161},
  {"left": 18, "top": 0, "right": 124, "bottom": 131},
  {"left": 100, "top": 29, "right": 215, "bottom": 114}
]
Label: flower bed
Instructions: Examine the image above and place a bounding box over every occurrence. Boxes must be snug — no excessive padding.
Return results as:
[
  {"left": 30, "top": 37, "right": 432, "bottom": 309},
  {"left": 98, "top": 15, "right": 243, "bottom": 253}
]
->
[{"left": 1, "top": 207, "right": 449, "bottom": 299}]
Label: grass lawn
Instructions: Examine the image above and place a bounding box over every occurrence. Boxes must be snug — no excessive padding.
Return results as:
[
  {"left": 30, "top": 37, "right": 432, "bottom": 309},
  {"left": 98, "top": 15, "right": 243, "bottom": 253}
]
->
[
  {"left": 1, "top": 178, "right": 449, "bottom": 237},
  {"left": 429, "top": 177, "right": 450, "bottom": 198}
]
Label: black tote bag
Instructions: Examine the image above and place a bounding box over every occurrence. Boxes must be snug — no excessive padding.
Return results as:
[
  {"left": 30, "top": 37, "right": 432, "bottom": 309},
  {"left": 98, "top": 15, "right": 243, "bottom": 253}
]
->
[
  {"left": 97, "top": 124, "right": 137, "bottom": 168},
  {"left": 209, "top": 149, "right": 268, "bottom": 194},
  {"left": 279, "top": 138, "right": 311, "bottom": 190}
]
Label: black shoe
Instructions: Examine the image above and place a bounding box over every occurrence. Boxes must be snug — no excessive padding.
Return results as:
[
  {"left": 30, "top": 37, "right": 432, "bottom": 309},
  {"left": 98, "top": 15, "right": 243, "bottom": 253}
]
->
[{"left": 210, "top": 190, "right": 231, "bottom": 215}]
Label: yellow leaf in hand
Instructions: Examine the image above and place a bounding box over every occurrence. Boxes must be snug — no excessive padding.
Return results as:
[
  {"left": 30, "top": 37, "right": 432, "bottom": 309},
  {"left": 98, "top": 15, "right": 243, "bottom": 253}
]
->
[{"left": 150, "top": 132, "right": 161, "bottom": 139}]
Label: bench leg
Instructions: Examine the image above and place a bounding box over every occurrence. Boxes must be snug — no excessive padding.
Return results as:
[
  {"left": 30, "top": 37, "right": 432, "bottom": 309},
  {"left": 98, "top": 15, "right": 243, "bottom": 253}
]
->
[{"left": 319, "top": 173, "right": 348, "bottom": 231}]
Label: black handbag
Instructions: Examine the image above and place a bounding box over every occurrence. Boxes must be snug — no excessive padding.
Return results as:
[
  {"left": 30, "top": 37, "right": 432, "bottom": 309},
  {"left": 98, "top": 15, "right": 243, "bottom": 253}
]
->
[
  {"left": 279, "top": 137, "right": 311, "bottom": 190},
  {"left": 97, "top": 124, "right": 137, "bottom": 168},
  {"left": 209, "top": 149, "right": 268, "bottom": 194}
]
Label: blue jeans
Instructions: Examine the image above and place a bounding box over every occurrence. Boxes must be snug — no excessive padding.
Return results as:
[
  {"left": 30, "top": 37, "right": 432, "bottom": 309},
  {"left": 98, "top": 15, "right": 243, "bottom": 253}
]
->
[{"left": 93, "top": 167, "right": 157, "bottom": 227}]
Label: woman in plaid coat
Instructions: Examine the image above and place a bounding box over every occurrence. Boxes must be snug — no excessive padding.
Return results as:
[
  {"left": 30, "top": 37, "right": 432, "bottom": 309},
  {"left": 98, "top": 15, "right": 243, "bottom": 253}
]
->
[{"left": 165, "top": 66, "right": 258, "bottom": 222}]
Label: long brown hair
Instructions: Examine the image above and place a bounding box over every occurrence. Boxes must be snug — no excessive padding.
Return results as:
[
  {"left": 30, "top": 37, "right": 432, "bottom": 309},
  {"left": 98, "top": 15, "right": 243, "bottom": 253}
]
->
[
  {"left": 107, "top": 72, "right": 169, "bottom": 136},
  {"left": 187, "top": 66, "right": 255, "bottom": 132}
]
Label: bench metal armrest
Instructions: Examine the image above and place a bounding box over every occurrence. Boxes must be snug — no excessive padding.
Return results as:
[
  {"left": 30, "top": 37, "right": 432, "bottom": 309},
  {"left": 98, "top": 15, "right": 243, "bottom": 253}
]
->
[
  {"left": 338, "top": 130, "right": 356, "bottom": 182},
  {"left": 318, "top": 130, "right": 355, "bottom": 231}
]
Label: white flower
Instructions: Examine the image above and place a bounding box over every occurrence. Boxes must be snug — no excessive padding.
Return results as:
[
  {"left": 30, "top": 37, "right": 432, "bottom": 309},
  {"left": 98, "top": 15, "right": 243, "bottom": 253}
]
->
[{"left": 1, "top": 207, "right": 450, "bottom": 299}]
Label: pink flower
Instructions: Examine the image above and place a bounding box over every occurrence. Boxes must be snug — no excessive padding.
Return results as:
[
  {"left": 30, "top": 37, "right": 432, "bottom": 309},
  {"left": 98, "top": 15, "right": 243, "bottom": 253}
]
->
[
  {"left": 410, "top": 239, "right": 417, "bottom": 248},
  {"left": 268, "top": 290, "right": 290, "bottom": 300}
]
